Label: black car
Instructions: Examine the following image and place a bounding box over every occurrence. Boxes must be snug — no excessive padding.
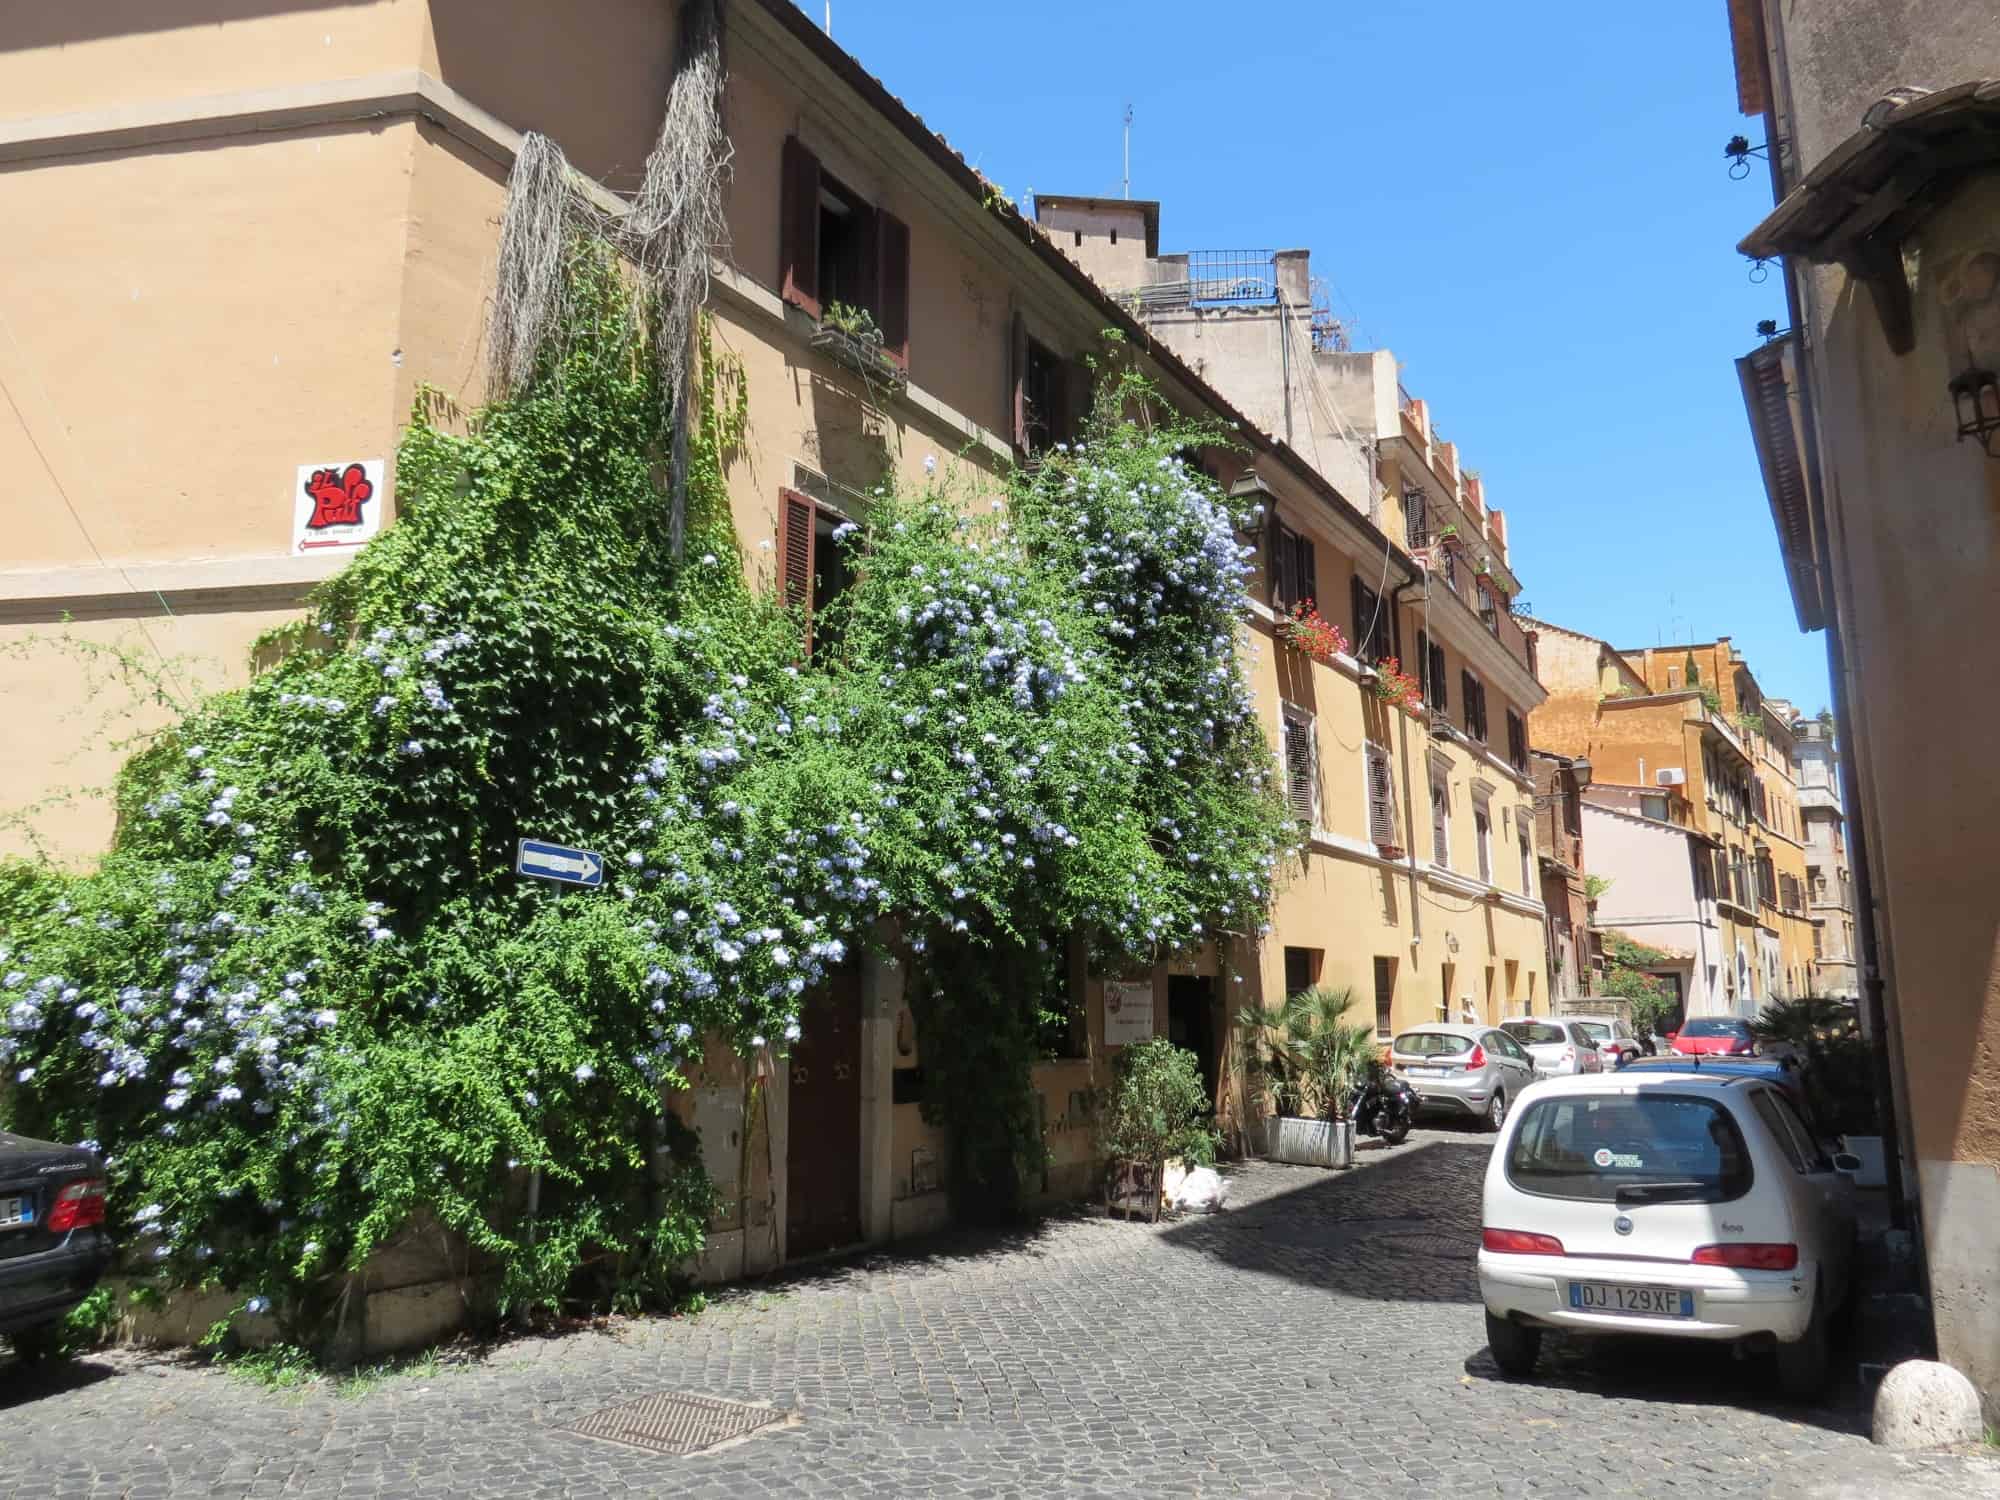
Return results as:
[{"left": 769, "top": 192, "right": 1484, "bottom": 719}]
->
[{"left": 0, "top": 1131, "right": 113, "bottom": 1357}]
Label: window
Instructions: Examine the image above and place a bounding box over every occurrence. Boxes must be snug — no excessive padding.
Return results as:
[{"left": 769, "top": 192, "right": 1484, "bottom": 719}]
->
[
  {"left": 1640, "top": 793, "right": 1668, "bottom": 822},
  {"left": 778, "top": 138, "right": 911, "bottom": 366},
  {"left": 1350, "top": 575, "right": 1391, "bottom": 664},
  {"left": 1365, "top": 741, "right": 1399, "bottom": 850},
  {"left": 1281, "top": 704, "right": 1317, "bottom": 826},
  {"left": 1813, "top": 925, "right": 1824, "bottom": 958},
  {"left": 1022, "top": 337, "right": 1079, "bottom": 452},
  {"left": 1505, "top": 1094, "right": 1754, "bottom": 1204},
  {"left": 1474, "top": 802, "right": 1493, "bottom": 884},
  {"left": 1505, "top": 709, "right": 1528, "bottom": 773},
  {"left": 1373, "top": 956, "right": 1395, "bottom": 1038},
  {"left": 1430, "top": 774, "right": 1450, "bottom": 865},
  {"left": 1284, "top": 946, "right": 1320, "bottom": 1000},
  {"left": 1519, "top": 826, "right": 1532, "bottom": 893},
  {"left": 1404, "top": 489, "right": 1431, "bottom": 550},
  {"left": 778, "top": 488, "right": 860, "bottom": 656},
  {"left": 1460, "top": 671, "right": 1488, "bottom": 742},
  {"left": 1267, "top": 519, "right": 1318, "bottom": 616},
  {"left": 1667, "top": 665, "right": 1681, "bottom": 689}
]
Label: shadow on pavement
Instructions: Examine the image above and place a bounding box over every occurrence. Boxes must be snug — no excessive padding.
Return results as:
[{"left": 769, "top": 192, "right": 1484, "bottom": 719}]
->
[
  {"left": 1466, "top": 1328, "right": 1873, "bottom": 1439},
  {"left": 1156, "top": 1135, "right": 1494, "bottom": 1304},
  {"left": 0, "top": 1351, "right": 117, "bottom": 1409}
]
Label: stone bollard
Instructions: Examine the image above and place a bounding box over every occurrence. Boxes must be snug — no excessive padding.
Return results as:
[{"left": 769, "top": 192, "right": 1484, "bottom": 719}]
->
[{"left": 1871, "top": 1359, "right": 1984, "bottom": 1450}]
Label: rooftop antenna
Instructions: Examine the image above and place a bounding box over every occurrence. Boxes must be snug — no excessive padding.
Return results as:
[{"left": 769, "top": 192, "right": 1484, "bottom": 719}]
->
[{"left": 1123, "top": 104, "right": 1133, "bottom": 198}]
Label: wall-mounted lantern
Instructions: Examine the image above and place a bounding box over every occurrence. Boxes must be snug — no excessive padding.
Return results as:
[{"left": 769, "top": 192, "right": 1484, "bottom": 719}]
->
[
  {"left": 1949, "top": 367, "right": 2000, "bottom": 455},
  {"left": 1227, "top": 472, "right": 1274, "bottom": 544}
]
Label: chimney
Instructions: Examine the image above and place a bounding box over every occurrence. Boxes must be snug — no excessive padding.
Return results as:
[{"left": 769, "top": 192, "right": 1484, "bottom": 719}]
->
[
  {"left": 1274, "top": 249, "right": 1311, "bottom": 306},
  {"left": 1488, "top": 507, "right": 1507, "bottom": 562}
]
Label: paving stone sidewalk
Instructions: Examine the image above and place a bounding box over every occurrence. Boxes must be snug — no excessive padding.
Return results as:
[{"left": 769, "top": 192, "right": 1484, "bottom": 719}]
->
[{"left": 6, "top": 1128, "right": 1997, "bottom": 1498}]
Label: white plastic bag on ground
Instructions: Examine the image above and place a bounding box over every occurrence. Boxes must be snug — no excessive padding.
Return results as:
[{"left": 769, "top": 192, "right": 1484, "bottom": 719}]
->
[{"left": 1170, "top": 1165, "right": 1229, "bottom": 1212}]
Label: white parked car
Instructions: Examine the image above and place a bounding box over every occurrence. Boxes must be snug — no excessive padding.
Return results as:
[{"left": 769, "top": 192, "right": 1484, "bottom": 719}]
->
[
  {"left": 1499, "top": 1018, "right": 1602, "bottom": 1077},
  {"left": 1477, "top": 1071, "right": 1860, "bottom": 1399},
  {"left": 1566, "top": 1014, "right": 1646, "bottom": 1067}
]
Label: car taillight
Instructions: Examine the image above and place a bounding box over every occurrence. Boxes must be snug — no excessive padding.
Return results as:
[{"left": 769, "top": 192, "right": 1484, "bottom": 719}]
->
[
  {"left": 1691, "top": 1242, "right": 1797, "bottom": 1271},
  {"left": 1561, "top": 1046, "right": 1575, "bottom": 1064},
  {"left": 47, "top": 1178, "right": 107, "bottom": 1233},
  {"left": 1464, "top": 1044, "right": 1486, "bottom": 1070},
  {"left": 1483, "top": 1228, "right": 1565, "bottom": 1255}
]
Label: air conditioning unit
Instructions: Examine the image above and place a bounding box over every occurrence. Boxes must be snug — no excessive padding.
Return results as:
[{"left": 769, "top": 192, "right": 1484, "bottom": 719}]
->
[{"left": 1656, "top": 768, "right": 1687, "bottom": 787}]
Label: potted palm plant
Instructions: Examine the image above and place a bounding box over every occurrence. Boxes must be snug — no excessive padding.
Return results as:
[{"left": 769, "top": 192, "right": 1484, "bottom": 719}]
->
[{"left": 1239, "top": 986, "right": 1376, "bottom": 1168}]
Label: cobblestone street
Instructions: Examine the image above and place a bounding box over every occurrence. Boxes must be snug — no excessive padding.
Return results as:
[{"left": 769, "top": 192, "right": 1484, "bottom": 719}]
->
[{"left": 7, "top": 1130, "right": 1995, "bottom": 1498}]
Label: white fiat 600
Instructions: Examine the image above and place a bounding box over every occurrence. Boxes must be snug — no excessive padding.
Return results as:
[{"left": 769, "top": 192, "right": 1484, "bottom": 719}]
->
[{"left": 1477, "top": 1071, "right": 1859, "bottom": 1399}]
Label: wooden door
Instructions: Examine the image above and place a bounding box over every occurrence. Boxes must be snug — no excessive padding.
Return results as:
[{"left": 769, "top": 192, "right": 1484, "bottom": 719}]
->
[{"left": 785, "top": 960, "right": 863, "bottom": 1257}]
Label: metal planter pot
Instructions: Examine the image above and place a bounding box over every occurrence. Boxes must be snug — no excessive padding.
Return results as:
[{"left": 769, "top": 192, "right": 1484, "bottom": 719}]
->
[{"left": 1267, "top": 1115, "right": 1355, "bottom": 1169}]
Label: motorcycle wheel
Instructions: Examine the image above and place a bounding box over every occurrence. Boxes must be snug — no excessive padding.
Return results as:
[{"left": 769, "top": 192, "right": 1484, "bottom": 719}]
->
[{"left": 1380, "top": 1098, "right": 1412, "bottom": 1146}]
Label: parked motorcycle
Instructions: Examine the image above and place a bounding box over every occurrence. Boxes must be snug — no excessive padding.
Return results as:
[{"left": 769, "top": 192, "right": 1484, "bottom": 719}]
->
[{"left": 1351, "top": 1062, "right": 1416, "bottom": 1146}]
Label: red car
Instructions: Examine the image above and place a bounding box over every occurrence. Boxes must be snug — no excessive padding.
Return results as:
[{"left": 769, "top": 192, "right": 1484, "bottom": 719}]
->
[{"left": 1665, "top": 1016, "right": 1758, "bottom": 1057}]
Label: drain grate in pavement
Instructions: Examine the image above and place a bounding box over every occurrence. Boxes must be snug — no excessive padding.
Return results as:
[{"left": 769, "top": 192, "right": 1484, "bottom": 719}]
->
[
  {"left": 563, "top": 1391, "right": 795, "bottom": 1457},
  {"left": 1375, "top": 1231, "right": 1476, "bottom": 1260}
]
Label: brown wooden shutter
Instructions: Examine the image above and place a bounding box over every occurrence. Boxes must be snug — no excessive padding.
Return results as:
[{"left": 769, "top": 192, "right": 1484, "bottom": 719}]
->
[
  {"left": 779, "top": 488, "right": 817, "bottom": 650},
  {"left": 1297, "top": 530, "right": 1318, "bottom": 613},
  {"left": 1430, "top": 639, "right": 1448, "bottom": 711},
  {"left": 875, "top": 212, "right": 910, "bottom": 367},
  {"left": 1460, "top": 670, "right": 1476, "bottom": 732},
  {"left": 1283, "top": 714, "right": 1315, "bottom": 824},
  {"left": 1366, "top": 743, "right": 1398, "bottom": 847},
  {"left": 1270, "top": 519, "right": 1297, "bottom": 611},
  {"left": 780, "top": 137, "right": 821, "bottom": 318},
  {"left": 1351, "top": 576, "right": 1368, "bottom": 661},
  {"left": 1416, "top": 629, "right": 1430, "bottom": 699},
  {"left": 1009, "top": 309, "right": 1029, "bottom": 452}
]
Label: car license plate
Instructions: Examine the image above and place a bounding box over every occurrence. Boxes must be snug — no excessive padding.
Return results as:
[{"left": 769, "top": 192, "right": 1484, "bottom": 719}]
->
[
  {"left": 1568, "top": 1281, "right": 1693, "bottom": 1318},
  {"left": 1404, "top": 1066, "right": 1444, "bottom": 1078},
  {"left": 0, "top": 1194, "right": 32, "bottom": 1230}
]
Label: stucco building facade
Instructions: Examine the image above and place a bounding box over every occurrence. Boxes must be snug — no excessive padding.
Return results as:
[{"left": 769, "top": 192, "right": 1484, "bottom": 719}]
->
[
  {"left": 0, "top": 0, "right": 1553, "bottom": 1285},
  {"left": 1036, "top": 201, "right": 1554, "bottom": 1053},
  {"left": 1790, "top": 715, "right": 1859, "bottom": 1000},
  {"left": 1725, "top": 0, "right": 2000, "bottom": 1406}
]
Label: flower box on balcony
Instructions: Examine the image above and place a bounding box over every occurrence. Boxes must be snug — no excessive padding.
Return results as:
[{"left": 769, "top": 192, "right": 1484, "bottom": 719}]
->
[
  {"left": 1275, "top": 600, "right": 1349, "bottom": 665},
  {"left": 811, "top": 324, "right": 908, "bottom": 392}
]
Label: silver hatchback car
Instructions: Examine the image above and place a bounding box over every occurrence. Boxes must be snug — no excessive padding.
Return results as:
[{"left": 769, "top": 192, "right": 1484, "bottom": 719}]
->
[{"left": 1390, "top": 1023, "right": 1538, "bottom": 1131}]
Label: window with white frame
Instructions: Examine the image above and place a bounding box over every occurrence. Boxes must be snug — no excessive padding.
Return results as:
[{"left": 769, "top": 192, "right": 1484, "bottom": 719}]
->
[
  {"left": 1281, "top": 703, "right": 1318, "bottom": 828},
  {"left": 1430, "top": 773, "right": 1450, "bottom": 865},
  {"left": 1364, "top": 741, "right": 1400, "bottom": 851}
]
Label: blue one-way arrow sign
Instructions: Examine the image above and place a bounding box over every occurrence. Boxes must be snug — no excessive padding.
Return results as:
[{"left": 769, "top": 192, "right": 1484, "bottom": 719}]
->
[{"left": 515, "top": 838, "right": 605, "bottom": 888}]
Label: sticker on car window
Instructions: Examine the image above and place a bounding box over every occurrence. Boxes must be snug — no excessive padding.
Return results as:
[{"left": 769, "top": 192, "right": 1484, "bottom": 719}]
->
[{"left": 1592, "top": 1148, "right": 1644, "bottom": 1169}]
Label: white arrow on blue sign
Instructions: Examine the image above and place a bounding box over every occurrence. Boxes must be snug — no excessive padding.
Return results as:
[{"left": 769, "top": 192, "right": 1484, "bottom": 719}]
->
[{"left": 515, "top": 838, "right": 605, "bottom": 888}]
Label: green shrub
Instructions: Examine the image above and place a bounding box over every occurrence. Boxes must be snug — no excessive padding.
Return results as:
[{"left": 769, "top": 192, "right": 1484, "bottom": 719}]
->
[{"left": 1097, "top": 1037, "right": 1217, "bottom": 1173}]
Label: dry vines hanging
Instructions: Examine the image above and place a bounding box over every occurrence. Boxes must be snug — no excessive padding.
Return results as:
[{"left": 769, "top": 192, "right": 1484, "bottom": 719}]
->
[{"left": 485, "top": 0, "right": 732, "bottom": 557}]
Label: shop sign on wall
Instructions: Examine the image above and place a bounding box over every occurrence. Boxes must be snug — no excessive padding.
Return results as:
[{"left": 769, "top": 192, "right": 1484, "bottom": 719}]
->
[
  {"left": 292, "top": 459, "right": 385, "bottom": 554},
  {"left": 1103, "top": 979, "right": 1154, "bottom": 1047}
]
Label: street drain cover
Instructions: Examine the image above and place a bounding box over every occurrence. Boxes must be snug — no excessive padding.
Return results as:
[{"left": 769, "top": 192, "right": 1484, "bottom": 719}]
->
[
  {"left": 563, "top": 1391, "right": 795, "bottom": 1457},
  {"left": 1376, "top": 1231, "right": 1476, "bottom": 1260}
]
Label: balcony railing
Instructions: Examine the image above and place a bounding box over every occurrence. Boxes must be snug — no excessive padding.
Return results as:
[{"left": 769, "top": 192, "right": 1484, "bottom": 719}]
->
[{"left": 1186, "top": 250, "right": 1278, "bottom": 306}]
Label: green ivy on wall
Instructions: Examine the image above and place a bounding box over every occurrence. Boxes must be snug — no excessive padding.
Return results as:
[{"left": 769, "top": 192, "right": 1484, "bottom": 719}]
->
[{"left": 0, "top": 243, "right": 1287, "bottom": 1341}]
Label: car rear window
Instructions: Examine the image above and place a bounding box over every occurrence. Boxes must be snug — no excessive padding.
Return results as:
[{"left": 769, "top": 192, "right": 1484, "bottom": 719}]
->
[
  {"left": 1679, "top": 1018, "right": 1748, "bottom": 1037},
  {"left": 1394, "top": 1031, "right": 1470, "bottom": 1058},
  {"left": 1576, "top": 1022, "right": 1612, "bottom": 1043},
  {"left": 1502, "top": 1022, "right": 1566, "bottom": 1046},
  {"left": 1505, "top": 1093, "right": 1753, "bottom": 1204}
]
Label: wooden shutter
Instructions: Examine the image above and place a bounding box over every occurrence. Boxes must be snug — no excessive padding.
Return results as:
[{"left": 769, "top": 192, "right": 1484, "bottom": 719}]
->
[
  {"left": 779, "top": 137, "right": 821, "bottom": 318},
  {"left": 875, "top": 210, "right": 909, "bottom": 366},
  {"left": 1507, "top": 710, "right": 1526, "bottom": 771},
  {"left": 779, "top": 488, "right": 817, "bottom": 650},
  {"left": 1297, "top": 530, "right": 1318, "bottom": 613},
  {"left": 1429, "top": 639, "right": 1448, "bottom": 711},
  {"left": 1283, "top": 713, "right": 1315, "bottom": 824},
  {"left": 1461, "top": 670, "right": 1477, "bottom": 734},
  {"left": 1009, "top": 309, "right": 1029, "bottom": 452},
  {"left": 1366, "top": 742, "right": 1398, "bottom": 847},
  {"left": 1416, "top": 629, "right": 1430, "bottom": 701},
  {"left": 1351, "top": 576, "right": 1369, "bottom": 662},
  {"left": 1406, "top": 490, "right": 1428, "bottom": 549},
  {"left": 1270, "top": 519, "right": 1298, "bottom": 611}
]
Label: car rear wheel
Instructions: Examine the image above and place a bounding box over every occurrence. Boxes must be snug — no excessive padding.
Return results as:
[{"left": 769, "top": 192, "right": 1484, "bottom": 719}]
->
[
  {"left": 1485, "top": 1311, "right": 1541, "bottom": 1377},
  {"left": 1484, "top": 1089, "right": 1508, "bottom": 1132},
  {"left": 1774, "top": 1282, "right": 1830, "bottom": 1402},
  {"left": 7, "top": 1321, "right": 64, "bottom": 1364}
]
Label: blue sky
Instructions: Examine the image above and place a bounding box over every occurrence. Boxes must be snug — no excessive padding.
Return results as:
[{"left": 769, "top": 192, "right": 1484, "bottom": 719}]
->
[{"left": 803, "top": 0, "right": 1831, "bottom": 712}]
